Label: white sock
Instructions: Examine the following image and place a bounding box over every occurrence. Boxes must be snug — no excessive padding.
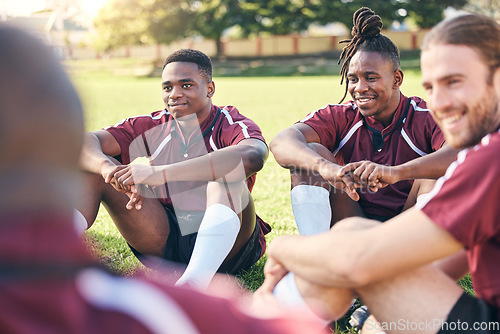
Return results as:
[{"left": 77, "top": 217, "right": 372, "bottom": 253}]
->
[
  {"left": 73, "top": 209, "right": 88, "bottom": 235},
  {"left": 291, "top": 185, "right": 331, "bottom": 235},
  {"left": 273, "top": 272, "right": 331, "bottom": 325},
  {"left": 175, "top": 204, "right": 240, "bottom": 289}
]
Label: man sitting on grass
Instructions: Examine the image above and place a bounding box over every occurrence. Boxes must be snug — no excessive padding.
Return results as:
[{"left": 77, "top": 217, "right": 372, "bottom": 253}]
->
[
  {"left": 76, "top": 49, "right": 271, "bottom": 289},
  {"left": 258, "top": 12, "right": 500, "bottom": 334},
  {"left": 0, "top": 24, "right": 327, "bottom": 334},
  {"left": 270, "top": 7, "right": 458, "bottom": 237}
]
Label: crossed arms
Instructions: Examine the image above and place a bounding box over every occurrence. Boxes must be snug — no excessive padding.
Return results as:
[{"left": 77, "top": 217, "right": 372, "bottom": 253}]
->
[
  {"left": 270, "top": 123, "right": 458, "bottom": 200},
  {"left": 80, "top": 129, "right": 269, "bottom": 209}
]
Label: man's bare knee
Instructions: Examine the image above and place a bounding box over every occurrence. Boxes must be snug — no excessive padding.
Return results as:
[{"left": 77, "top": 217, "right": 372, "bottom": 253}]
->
[
  {"left": 291, "top": 143, "right": 336, "bottom": 189},
  {"left": 206, "top": 180, "right": 248, "bottom": 214}
]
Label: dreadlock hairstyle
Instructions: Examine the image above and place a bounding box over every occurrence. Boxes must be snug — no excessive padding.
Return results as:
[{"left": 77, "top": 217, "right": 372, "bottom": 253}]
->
[
  {"left": 337, "top": 7, "right": 401, "bottom": 103},
  {"left": 163, "top": 49, "right": 213, "bottom": 83}
]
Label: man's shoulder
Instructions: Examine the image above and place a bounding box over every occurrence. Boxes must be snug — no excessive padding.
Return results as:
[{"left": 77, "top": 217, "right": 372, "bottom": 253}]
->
[
  {"left": 320, "top": 101, "right": 356, "bottom": 113},
  {"left": 216, "top": 105, "right": 258, "bottom": 123},
  {"left": 113, "top": 109, "right": 169, "bottom": 126},
  {"left": 300, "top": 101, "right": 356, "bottom": 123},
  {"left": 468, "top": 130, "right": 500, "bottom": 161},
  {"left": 406, "top": 96, "right": 430, "bottom": 112}
]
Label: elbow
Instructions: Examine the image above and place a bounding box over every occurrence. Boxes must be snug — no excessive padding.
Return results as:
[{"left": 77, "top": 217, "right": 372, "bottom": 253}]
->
[
  {"left": 269, "top": 135, "right": 289, "bottom": 168},
  {"left": 244, "top": 145, "right": 268, "bottom": 175},
  {"left": 269, "top": 136, "right": 279, "bottom": 154}
]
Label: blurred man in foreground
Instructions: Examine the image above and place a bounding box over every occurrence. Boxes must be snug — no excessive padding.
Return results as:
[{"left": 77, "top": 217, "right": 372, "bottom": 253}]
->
[{"left": 0, "top": 24, "right": 324, "bottom": 334}]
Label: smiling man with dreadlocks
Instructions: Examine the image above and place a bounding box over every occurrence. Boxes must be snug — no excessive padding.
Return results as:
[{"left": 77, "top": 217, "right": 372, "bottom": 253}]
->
[{"left": 270, "top": 7, "right": 458, "bottom": 238}]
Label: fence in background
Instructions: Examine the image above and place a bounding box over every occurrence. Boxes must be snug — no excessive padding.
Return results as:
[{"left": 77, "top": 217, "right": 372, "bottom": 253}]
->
[{"left": 64, "top": 29, "right": 429, "bottom": 60}]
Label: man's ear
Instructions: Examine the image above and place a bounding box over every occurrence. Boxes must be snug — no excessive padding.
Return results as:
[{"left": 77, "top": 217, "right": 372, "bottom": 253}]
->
[
  {"left": 207, "top": 81, "right": 215, "bottom": 98},
  {"left": 493, "top": 66, "right": 500, "bottom": 98},
  {"left": 393, "top": 69, "right": 404, "bottom": 89}
]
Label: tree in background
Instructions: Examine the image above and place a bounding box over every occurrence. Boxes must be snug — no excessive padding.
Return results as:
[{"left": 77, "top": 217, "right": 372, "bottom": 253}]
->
[
  {"left": 93, "top": 0, "right": 195, "bottom": 53},
  {"left": 242, "top": 0, "right": 317, "bottom": 35},
  {"left": 93, "top": 0, "right": 494, "bottom": 56},
  {"left": 313, "top": 0, "right": 400, "bottom": 31},
  {"left": 192, "top": 0, "right": 256, "bottom": 57},
  {"left": 402, "top": 0, "right": 468, "bottom": 28},
  {"left": 463, "top": 0, "right": 500, "bottom": 19}
]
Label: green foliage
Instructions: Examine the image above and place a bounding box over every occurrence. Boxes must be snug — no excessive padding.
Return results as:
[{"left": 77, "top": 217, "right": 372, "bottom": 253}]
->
[
  {"left": 403, "top": 0, "right": 468, "bottom": 28},
  {"left": 463, "top": 0, "right": 500, "bottom": 19},
  {"left": 192, "top": 0, "right": 253, "bottom": 56},
  {"left": 92, "top": 0, "right": 471, "bottom": 56},
  {"left": 93, "top": 0, "right": 196, "bottom": 53},
  {"left": 313, "top": 0, "right": 399, "bottom": 30},
  {"left": 243, "top": 0, "right": 317, "bottom": 35}
]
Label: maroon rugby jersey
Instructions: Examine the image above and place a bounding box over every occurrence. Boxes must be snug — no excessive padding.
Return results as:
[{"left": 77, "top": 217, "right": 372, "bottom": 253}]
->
[
  {"left": 418, "top": 129, "right": 500, "bottom": 317},
  {"left": 106, "top": 104, "right": 271, "bottom": 255},
  {"left": 300, "top": 94, "right": 445, "bottom": 218},
  {"left": 106, "top": 104, "right": 265, "bottom": 211},
  {"left": 0, "top": 214, "right": 326, "bottom": 334}
]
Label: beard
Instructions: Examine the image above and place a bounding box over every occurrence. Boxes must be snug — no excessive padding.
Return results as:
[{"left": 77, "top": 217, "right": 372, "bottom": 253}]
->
[{"left": 445, "top": 86, "right": 500, "bottom": 149}]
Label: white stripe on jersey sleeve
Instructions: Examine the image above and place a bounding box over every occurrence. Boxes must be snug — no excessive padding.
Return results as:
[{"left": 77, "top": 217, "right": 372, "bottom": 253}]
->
[
  {"left": 221, "top": 108, "right": 250, "bottom": 138},
  {"left": 332, "top": 120, "right": 363, "bottom": 156},
  {"left": 416, "top": 148, "right": 468, "bottom": 209},
  {"left": 401, "top": 129, "right": 427, "bottom": 157},
  {"left": 417, "top": 130, "right": 499, "bottom": 209},
  {"left": 105, "top": 110, "right": 169, "bottom": 129},
  {"left": 76, "top": 268, "right": 200, "bottom": 334},
  {"left": 209, "top": 135, "right": 218, "bottom": 151},
  {"left": 300, "top": 102, "right": 354, "bottom": 123},
  {"left": 410, "top": 99, "right": 430, "bottom": 112}
]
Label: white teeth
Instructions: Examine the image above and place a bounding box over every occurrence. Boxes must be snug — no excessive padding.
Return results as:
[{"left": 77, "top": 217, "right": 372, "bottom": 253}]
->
[{"left": 442, "top": 114, "right": 462, "bottom": 124}]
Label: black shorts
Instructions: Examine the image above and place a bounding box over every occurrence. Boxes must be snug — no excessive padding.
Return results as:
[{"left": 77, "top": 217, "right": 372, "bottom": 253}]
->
[
  {"left": 364, "top": 213, "right": 393, "bottom": 222},
  {"left": 438, "top": 293, "right": 500, "bottom": 334},
  {"left": 130, "top": 205, "right": 263, "bottom": 275}
]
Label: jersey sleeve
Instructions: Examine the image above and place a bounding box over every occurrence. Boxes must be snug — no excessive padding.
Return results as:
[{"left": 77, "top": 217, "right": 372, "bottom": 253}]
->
[
  {"left": 410, "top": 97, "right": 446, "bottom": 152},
  {"left": 218, "top": 106, "right": 266, "bottom": 147},
  {"left": 298, "top": 104, "right": 349, "bottom": 151},
  {"left": 424, "top": 108, "right": 446, "bottom": 151},
  {"left": 105, "top": 114, "right": 160, "bottom": 164},
  {"left": 418, "top": 138, "right": 500, "bottom": 248}
]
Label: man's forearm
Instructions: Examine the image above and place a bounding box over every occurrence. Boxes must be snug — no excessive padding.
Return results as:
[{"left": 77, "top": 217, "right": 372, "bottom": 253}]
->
[
  {"left": 162, "top": 142, "right": 267, "bottom": 183},
  {"left": 79, "top": 133, "right": 116, "bottom": 176},
  {"left": 394, "top": 145, "right": 458, "bottom": 180}
]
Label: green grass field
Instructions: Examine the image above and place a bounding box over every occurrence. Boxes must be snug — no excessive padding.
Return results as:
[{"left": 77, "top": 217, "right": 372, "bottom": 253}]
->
[{"left": 68, "top": 59, "right": 472, "bottom": 332}]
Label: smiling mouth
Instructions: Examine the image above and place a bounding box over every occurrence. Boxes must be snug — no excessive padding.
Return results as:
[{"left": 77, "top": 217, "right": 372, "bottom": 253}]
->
[
  {"left": 440, "top": 112, "right": 464, "bottom": 126},
  {"left": 355, "top": 96, "right": 375, "bottom": 103},
  {"left": 168, "top": 102, "right": 187, "bottom": 107}
]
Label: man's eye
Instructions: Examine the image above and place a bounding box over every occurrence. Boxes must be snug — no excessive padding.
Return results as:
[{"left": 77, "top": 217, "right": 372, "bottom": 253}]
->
[{"left": 182, "top": 83, "right": 192, "bottom": 88}]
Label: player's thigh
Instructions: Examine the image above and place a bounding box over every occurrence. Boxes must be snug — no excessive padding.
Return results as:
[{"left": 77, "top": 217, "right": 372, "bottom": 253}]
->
[
  {"left": 358, "top": 265, "right": 463, "bottom": 334},
  {"left": 101, "top": 185, "right": 170, "bottom": 256},
  {"left": 206, "top": 180, "right": 250, "bottom": 215}
]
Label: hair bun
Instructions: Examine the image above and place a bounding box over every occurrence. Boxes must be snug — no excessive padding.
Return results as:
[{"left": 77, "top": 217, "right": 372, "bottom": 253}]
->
[{"left": 352, "top": 7, "right": 382, "bottom": 38}]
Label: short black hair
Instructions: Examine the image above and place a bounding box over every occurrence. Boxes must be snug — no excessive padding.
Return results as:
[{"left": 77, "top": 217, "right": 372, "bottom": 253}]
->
[
  {"left": 337, "top": 7, "right": 401, "bottom": 103},
  {"left": 163, "top": 49, "right": 212, "bottom": 82}
]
